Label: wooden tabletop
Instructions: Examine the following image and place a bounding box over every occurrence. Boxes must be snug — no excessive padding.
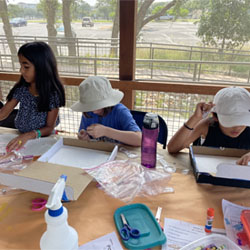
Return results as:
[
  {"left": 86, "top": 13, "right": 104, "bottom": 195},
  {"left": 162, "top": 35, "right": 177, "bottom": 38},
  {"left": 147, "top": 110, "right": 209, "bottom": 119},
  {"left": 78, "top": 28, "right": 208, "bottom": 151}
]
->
[{"left": 1, "top": 129, "right": 250, "bottom": 249}]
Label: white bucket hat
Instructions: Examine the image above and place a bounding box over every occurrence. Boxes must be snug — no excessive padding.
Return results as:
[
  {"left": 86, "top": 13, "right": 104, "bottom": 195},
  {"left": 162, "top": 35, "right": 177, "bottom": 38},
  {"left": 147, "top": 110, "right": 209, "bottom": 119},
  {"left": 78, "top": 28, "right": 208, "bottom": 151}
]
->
[
  {"left": 212, "top": 86, "right": 250, "bottom": 127},
  {"left": 71, "top": 76, "right": 124, "bottom": 112}
]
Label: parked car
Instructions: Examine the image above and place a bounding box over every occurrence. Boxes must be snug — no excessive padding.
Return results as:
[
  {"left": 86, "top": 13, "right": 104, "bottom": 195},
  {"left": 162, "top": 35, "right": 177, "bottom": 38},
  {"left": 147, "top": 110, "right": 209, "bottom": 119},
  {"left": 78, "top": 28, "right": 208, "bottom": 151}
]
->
[
  {"left": 158, "top": 15, "right": 174, "bottom": 21},
  {"left": 82, "top": 17, "right": 94, "bottom": 27},
  {"left": 10, "top": 18, "right": 27, "bottom": 27},
  {"left": 56, "top": 26, "right": 76, "bottom": 40}
]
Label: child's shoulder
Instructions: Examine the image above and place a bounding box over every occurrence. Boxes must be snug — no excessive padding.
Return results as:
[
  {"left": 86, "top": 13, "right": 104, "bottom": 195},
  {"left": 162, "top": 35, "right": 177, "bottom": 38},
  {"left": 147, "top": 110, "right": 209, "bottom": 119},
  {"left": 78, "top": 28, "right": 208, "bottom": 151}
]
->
[{"left": 113, "top": 103, "right": 128, "bottom": 111}]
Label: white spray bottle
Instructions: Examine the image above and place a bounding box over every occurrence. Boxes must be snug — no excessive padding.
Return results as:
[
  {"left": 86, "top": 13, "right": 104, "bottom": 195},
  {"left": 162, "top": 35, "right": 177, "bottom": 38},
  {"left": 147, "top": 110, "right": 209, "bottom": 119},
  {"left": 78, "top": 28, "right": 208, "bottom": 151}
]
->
[{"left": 40, "top": 175, "right": 78, "bottom": 250}]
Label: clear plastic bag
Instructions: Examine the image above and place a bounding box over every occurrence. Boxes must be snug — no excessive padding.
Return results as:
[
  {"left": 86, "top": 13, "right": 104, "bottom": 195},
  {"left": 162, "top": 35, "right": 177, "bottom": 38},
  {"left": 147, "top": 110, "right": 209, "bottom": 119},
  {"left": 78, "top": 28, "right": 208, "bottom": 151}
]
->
[
  {"left": 0, "top": 185, "right": 27, "bottom": 196},
  {"left": 85, "top": 160, "right": 173, "bottom": 203},
  {"left": 139, "top": 168, "right": 174, "bottom": 196},
  {"left": 0, "top": 150, "right": 29, "bottom": 172}
]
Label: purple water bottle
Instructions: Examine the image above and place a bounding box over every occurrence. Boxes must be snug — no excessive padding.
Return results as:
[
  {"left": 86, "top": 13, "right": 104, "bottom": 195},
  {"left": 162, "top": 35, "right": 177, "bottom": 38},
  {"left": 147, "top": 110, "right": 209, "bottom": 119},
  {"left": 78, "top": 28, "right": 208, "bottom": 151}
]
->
[{"left": 141, "top": 113, "right": 159, "bottom": 168}]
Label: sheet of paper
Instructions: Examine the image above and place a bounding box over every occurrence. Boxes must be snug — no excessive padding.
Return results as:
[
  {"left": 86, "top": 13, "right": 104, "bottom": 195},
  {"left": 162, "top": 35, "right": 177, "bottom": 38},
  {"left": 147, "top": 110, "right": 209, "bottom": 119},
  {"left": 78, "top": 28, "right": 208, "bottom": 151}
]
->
[
  {"left": 216, "top": 163, "right": 250, "bottom": 180},
  {"left": 195, "top": 154, "right": 239, "bottom": 174},
  {"left": 38, "top": 138, "right": 112, "bottom": 169},
  {"left": 162, "top": 218, "right": 226, "bottom": 250},
  {"left": 47, "top": 145, "right": 111, "bottom": 169},
  {"left": 0, "top": 133, "right": 58, "bottom": 156},
  {"left": 222, "top": 199, "right": 250, "bottom": 250},
  {"left": 78, "top": 232, "right": 123, "bottom": 250}
]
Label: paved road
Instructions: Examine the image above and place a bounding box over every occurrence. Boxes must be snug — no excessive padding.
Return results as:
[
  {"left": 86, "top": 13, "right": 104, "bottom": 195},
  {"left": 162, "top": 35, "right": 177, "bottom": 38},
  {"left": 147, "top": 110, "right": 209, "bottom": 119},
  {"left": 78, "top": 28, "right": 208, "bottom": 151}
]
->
[{"left": 0, "top": 21, "right": 201, "bottom": 45}]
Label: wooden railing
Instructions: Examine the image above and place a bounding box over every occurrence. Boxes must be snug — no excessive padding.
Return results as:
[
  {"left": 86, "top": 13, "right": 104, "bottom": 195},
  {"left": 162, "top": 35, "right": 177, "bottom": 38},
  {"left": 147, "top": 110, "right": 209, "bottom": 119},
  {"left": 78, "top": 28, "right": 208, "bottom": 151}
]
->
[{"left": 1, "top": 72, "right": 249, "bottom": 110}]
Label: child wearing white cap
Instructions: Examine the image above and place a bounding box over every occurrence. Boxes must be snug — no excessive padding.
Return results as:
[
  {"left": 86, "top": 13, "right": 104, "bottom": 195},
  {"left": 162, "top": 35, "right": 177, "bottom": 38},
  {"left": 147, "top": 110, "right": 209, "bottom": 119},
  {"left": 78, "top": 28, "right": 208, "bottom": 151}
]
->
[
  {"left": 71, "top": 76, "right": 142, "bottom": 146},
  {"left": 168, "top": 86, "right": 250, "bottom": 165}
]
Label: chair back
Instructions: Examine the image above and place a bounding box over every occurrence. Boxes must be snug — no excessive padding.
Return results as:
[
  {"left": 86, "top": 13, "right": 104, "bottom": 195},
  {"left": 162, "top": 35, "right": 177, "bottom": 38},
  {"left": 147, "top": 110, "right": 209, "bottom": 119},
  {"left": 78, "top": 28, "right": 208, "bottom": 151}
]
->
[{"left": 130, "top": 110, "right": 168, "bottom": 149}]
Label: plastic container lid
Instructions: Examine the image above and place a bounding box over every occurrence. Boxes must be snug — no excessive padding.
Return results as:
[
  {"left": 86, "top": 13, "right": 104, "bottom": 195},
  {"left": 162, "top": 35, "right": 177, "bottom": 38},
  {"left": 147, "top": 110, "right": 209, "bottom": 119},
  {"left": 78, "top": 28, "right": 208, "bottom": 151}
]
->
[
  {"left": 179, "top": 234, "right": 241, "bottom": 250},
  {"left": 114, "top": 203, "right": 166, "bottom": 250}
]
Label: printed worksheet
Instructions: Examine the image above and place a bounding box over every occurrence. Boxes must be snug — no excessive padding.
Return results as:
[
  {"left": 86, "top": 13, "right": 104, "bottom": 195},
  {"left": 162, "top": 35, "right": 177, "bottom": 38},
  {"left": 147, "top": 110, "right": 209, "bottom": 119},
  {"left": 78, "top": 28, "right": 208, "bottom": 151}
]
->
[
  {"left": 162, "top": 218, "right": 226, "bottom": 250},
  {"left": 222, "top": 199, "right": 250, "bottom": 250},
  {"left": 78, "top": 232, "right": 123, "bottom": 250}
]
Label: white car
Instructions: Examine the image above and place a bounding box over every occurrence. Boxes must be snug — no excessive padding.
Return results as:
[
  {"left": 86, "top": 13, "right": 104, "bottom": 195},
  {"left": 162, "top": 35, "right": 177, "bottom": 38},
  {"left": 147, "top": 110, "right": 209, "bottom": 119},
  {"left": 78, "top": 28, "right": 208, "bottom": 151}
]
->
[{"left": 82, "top": 17, "right": 94, "bottom": 27}]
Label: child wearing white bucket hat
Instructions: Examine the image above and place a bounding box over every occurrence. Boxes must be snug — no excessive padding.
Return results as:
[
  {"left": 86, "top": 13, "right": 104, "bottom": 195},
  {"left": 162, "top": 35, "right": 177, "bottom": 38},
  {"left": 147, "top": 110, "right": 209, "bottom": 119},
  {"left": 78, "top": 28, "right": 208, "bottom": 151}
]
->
[
  {"left": 168, "top": 86, "right": 250, "bottom": 165},
  {"left": 71, "top": 76, "right": 141, "bottom": 146}
]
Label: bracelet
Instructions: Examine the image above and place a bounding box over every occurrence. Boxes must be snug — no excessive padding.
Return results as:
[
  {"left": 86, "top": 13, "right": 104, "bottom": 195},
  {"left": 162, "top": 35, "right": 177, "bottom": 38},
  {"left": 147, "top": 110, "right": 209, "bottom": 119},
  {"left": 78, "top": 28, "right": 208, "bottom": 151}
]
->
[
  {"left": 183, "top": 123, "right": 194, "bottom": 131},
  {"left": 36, "top": 129, "right": 41, "bottom": 138}
]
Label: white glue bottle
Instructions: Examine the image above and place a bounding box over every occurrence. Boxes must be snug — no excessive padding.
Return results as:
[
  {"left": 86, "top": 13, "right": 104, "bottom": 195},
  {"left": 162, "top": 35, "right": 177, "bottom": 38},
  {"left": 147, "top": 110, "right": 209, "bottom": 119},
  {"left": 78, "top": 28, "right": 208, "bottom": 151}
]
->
[{"left": 40, "top": 175, "right": 78, "bottom": 250}]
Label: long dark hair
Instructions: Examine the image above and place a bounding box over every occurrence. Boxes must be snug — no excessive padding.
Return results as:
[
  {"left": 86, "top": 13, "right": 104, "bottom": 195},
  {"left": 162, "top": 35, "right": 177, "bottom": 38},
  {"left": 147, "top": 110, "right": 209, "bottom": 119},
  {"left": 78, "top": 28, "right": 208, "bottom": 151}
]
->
[{"left": 7, "top": 41, "right": 65, "bottom": 112}]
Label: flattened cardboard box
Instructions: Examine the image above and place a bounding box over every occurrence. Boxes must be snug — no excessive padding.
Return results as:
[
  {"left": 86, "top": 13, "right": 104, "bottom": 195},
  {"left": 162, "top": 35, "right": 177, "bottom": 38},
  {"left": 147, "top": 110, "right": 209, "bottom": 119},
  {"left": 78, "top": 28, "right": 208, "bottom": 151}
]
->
[
  {"left": 0, "top": 138, "right": 117, "bottom": 200},
  {"left": 190, "top": 145, "right": 250, "bottom": 188}
]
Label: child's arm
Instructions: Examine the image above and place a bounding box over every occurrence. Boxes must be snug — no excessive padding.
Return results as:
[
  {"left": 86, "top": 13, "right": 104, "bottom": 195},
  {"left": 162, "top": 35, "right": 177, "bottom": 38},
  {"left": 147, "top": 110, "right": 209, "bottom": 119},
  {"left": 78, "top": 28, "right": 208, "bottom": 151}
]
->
[
  {"left": 167, "top": 102, "right": 214, "bottom": 153},
  {"left": 6, "top": 108, "right": 59, "bottom": 152},
  {"left": 86, "top": 124, "right": 142, "bottom": 146},
  {"left": 0, "top": 99, "right": 18, "bottom": 121}
]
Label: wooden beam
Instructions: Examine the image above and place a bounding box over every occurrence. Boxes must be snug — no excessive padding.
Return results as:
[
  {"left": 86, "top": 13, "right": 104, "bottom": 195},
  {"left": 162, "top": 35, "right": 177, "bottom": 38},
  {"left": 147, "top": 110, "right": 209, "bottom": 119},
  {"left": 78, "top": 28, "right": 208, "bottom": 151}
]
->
[
  {"left": 1, "top": 72, "right": 250, "bottom": 96},
  {"left": 119, "top": 0, "right": 137, "bottom": 80}
]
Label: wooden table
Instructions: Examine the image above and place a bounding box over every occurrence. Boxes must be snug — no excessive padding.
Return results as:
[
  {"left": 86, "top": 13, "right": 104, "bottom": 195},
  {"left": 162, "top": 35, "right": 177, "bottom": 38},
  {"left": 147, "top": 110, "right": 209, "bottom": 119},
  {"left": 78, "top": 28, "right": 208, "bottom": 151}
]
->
[{"left": 1, "top": 128, "right": 250, "bottom": 249}]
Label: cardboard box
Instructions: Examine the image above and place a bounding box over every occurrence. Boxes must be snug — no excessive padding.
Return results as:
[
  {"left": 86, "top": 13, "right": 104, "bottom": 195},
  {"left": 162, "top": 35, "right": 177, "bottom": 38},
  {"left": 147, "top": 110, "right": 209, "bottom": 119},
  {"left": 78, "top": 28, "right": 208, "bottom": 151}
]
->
[
  {"left": 0, "top": 138, "right": 118, "bottom": 200},
  {"left": 190, "top": 146, "right": 250, "bottom": 188}
]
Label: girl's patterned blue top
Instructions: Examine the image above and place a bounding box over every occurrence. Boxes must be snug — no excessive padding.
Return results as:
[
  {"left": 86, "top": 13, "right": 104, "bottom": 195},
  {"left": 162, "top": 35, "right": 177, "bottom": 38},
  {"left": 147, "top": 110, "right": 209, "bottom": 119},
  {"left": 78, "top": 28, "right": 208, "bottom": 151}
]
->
[{"left": 13, "top": 86, "right": 60, "bottom": 133}]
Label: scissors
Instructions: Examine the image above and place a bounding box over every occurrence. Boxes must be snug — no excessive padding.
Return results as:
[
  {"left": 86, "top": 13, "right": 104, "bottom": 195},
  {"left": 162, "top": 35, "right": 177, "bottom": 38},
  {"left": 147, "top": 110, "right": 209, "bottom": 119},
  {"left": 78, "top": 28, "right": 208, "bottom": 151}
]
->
[
  {"left": 119, "top": 213, "right": 140, "bottom": 241},
  {"left": 31, "top": 198, "right": 47, "bottom": 211}
]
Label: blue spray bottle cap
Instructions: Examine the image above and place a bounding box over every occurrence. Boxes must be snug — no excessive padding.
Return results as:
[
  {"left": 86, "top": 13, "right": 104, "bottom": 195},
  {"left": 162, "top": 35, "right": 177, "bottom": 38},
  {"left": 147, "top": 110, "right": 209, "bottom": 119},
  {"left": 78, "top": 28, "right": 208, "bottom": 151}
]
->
[{"left": 46, "top": 174, "right": 67, "bottom": 217}]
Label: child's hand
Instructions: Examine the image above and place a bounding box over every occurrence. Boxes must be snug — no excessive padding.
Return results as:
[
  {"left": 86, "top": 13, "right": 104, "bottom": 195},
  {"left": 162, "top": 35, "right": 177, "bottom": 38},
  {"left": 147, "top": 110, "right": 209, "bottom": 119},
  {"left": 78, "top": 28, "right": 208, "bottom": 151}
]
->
[
  {"left": 236, "top": 152, "right": 250, "bottom": 165},
  {"left": 6, "top": 134, "right": 29, "bottom": 152},
  {"left": 193, "top": 102, "right": 214, "bottom": 120},
  {"left": 78, "top": 129, "right": 90, "bottom": 141},
  {"left": 86, "top": 124, "right": 106, "bottom": 138}
]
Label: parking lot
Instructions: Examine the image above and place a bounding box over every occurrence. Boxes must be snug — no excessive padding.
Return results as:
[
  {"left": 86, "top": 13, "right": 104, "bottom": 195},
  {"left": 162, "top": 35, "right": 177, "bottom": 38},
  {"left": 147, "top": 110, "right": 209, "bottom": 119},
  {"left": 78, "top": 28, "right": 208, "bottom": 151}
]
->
[{"left": 0, "top": 21, "right": 200, "bottom": 45}]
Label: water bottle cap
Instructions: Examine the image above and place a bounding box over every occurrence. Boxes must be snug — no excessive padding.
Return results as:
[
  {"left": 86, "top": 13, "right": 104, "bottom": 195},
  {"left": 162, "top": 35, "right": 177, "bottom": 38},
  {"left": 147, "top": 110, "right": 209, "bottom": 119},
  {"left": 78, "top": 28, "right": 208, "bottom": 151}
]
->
[{"left": 143, "top": 113, "right": 159, "bottom": 129}]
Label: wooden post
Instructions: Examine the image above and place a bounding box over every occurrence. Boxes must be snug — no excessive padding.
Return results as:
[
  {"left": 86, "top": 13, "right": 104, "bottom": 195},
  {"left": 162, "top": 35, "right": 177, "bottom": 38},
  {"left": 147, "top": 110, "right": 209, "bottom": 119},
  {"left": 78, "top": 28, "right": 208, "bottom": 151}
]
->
[{"left": 119, "top": 0, "right": 137, "bottom": 109}]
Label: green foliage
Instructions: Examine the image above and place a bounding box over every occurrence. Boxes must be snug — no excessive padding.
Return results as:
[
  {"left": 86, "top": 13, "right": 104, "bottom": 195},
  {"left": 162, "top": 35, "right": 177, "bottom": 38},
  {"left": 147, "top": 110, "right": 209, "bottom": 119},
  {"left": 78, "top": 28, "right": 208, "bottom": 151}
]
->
[
  {"left": 37, "top": 0, "right": 60, "bottom": 20},
  {"left": 197, "top": 0, "right": 250, "bottom": 50},
  {"left": 8, "top": 4, "right": 23, "bottom": 18},
  {"left": 95, "top": 0, "right": 116, "bottom": 20},
  {"left": 71, "top": 0, "right": 92, "bottom": 20}
]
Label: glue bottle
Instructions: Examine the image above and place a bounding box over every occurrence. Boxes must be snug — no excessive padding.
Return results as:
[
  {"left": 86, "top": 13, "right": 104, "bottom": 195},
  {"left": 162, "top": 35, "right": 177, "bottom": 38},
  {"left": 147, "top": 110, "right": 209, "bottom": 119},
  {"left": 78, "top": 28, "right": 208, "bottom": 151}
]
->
[
  {"left": 40, "top": 175, "right": 78, "bottom": 250},
  {"left": 205, "top": 207, "right": 214, "bottom": 233}
]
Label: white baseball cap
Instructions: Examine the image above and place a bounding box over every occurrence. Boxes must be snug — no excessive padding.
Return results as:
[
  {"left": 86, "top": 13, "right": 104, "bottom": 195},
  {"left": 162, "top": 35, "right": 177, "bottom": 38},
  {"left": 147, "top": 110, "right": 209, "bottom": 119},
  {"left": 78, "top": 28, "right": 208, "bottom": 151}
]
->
[
  {"left": 71, "top": 76, "right": 124, "bottom": 112},
  {"left": 213, "top": 87, "right": 250, "bottom": 127}
]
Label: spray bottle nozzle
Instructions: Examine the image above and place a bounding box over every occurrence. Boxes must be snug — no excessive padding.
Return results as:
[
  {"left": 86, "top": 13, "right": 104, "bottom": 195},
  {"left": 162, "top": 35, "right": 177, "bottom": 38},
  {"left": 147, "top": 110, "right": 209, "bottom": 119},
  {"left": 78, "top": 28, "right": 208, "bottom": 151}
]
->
[{"left": 46, "top": 174, "right": 67, "bottom": 217}]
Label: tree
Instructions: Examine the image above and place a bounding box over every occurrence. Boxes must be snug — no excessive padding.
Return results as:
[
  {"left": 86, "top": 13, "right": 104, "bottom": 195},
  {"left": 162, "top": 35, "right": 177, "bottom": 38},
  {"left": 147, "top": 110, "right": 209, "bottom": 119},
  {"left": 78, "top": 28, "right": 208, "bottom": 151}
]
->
[
  {"left": 110, "top": 0, "right": 187, "bottom": 45},
  {"left": 0, "top": 0, "right": 17, "bottom": 58},
  {"left": 96, "top": 0, "right": 115, "bottom": 20},
  {"left": 7, "top": 4, "right": 23, "bottom": 18},
  {"left": 38, "top": 0, "right": 59, "bottom": 54},
  {"left": 197, "top": 0, "right": 250, "bottom": 50},
  {"left": 62, "top": 0, "right": 76, "bottom": 57},
  {"left": 71, "top": 0, "right": 92, "bottom": 20},
  {"left": 136, "top": 0, "right": 186, "bottom": 34}
]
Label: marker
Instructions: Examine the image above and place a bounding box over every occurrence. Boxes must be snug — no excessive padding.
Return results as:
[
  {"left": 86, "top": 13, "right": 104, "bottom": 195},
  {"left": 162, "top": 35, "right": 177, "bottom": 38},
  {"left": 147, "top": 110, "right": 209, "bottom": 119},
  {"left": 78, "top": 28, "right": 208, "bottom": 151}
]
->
[{"left": 205, "top": 207, "right": 214, "bottom": 233}]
